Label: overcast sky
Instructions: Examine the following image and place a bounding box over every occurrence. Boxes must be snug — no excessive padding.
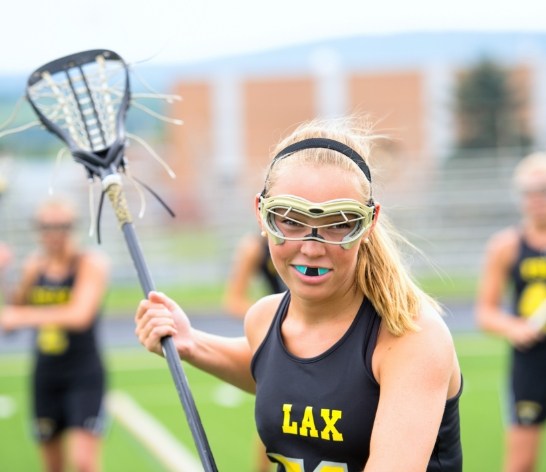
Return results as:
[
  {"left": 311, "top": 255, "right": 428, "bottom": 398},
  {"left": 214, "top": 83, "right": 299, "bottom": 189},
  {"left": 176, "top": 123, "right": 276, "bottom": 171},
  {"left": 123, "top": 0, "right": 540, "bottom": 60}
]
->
[{"left": 1, "top": 0, "right": 546, "bottom": 74}]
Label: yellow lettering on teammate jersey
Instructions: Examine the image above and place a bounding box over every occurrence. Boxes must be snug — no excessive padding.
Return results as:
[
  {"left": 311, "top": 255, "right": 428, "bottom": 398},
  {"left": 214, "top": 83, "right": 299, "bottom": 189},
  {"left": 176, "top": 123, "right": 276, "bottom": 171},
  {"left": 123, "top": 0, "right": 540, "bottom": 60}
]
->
[
  {"left": 282, "top": 404, "right": 343, "bottom": 441},
  {"left": 29, "top": 287, "right": 71, "bottom": 305},
  {"left": 37, "top": 325, "right": 68, "bottom": 355},
  {"left": 268, "top": 453, "right": 348, "bottom": 471},
  {"left": 518, "top": 282, "right": 546, "bottom": 317},
  {"left": 520, "top": 257, "right": 546, "bottom": 280}
]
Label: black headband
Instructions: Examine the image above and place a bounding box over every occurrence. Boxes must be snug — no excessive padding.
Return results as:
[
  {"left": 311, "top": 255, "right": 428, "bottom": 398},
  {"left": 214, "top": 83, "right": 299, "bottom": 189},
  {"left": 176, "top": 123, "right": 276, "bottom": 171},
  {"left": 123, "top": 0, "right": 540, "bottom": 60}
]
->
[{"left": 273, "top": 137, "right": 372, "bottom": 183}]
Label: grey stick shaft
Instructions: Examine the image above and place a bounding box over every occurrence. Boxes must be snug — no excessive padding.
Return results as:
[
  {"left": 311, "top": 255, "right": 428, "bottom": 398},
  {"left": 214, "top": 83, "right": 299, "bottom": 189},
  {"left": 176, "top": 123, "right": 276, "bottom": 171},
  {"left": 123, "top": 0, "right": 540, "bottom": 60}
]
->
[{"left": 106, "top": 178, "right": 218, "bottom": 472}]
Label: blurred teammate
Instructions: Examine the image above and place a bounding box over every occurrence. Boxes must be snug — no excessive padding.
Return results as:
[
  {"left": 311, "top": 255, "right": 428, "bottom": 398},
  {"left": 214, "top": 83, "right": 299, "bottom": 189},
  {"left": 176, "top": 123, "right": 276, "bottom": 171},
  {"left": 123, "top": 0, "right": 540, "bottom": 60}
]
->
[
  {"left": 0, "top": 196, "right": 110, "bottom": 472},
  {"left": 0, "top": 241, "right": 12, "bottom": 267},
  {"left": 224, "top": 232, "right": 287, "bottom": 319},
  {"left": 477, "top": 152, "right": 546, "bottom": 472},
  {"left": 223, "top": 232, "right": 287, "bottom": 471},
  {"left": 0, "top": 241, "right": 13, "bottom": 299}
]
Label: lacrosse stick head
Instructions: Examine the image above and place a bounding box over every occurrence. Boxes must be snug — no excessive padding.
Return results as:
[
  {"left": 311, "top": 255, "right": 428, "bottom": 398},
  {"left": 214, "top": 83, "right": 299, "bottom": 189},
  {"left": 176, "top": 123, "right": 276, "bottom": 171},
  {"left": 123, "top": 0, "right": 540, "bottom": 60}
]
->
[{"left": 26, "top": 49, "right": 131, "bottom": 179}]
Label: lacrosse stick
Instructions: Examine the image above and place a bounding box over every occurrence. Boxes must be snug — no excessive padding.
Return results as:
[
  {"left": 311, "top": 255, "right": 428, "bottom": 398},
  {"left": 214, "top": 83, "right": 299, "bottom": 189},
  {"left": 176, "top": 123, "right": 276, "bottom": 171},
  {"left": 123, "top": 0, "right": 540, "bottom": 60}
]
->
[{"left": 26, "top": 49, "right": 218, "bottom": 471}]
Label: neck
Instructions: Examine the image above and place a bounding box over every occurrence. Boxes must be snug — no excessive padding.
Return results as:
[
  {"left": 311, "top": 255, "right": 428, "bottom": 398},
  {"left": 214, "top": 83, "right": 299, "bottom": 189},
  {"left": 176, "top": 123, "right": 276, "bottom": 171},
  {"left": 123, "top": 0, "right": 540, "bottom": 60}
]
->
[
  {"left": 525, "top": 218, "right": 546, "bottom": 234},
  {"left": 289, "top": 285, "right": 364, "bottom": 325},
  {"left": 44, "top": 242, "right": 77, "bottom": 264}
]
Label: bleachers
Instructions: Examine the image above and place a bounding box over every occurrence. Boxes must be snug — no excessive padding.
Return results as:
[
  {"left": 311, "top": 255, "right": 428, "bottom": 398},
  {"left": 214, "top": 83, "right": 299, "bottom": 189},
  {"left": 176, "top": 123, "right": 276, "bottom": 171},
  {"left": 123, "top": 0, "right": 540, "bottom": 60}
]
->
[
  {"left": 0, "top": 152, "right": 524, "bottom": 288},
  {"left": 379, "top": 153, "right": 520, "bottom": 275}
]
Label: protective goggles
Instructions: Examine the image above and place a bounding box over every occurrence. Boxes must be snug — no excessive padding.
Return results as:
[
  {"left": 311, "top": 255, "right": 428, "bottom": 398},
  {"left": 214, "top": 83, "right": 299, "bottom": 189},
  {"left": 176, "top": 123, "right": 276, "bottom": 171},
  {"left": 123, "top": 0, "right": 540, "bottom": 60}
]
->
[{"left": 259, "top": 195, "right": 375, "bottom": 249}]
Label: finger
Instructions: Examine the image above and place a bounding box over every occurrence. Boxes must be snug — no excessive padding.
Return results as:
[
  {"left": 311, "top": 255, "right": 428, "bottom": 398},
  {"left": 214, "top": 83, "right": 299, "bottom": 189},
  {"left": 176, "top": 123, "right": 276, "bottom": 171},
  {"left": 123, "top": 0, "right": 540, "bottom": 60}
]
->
[
  {"left": 148, "top": 291, "right": 181, "bottom": 313},
  {"left": 137, "top": 314, "right": 177, "bottom": 351},
  {"left": 136, "top": 306, "right": 176, "bottom": 336},
  {"left": 135, "top": 298, "right": 152, "bottom": 321},
  {"left": 140, "top": 324, "right": 176, "bottom": 350}
]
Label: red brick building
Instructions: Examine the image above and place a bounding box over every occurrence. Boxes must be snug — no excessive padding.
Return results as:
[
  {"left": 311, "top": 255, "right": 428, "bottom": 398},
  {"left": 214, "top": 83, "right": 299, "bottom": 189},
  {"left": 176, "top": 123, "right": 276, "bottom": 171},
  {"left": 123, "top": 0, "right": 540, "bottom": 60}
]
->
[{"left": 163, "top": 60, "right": 536, "bottom": 219}]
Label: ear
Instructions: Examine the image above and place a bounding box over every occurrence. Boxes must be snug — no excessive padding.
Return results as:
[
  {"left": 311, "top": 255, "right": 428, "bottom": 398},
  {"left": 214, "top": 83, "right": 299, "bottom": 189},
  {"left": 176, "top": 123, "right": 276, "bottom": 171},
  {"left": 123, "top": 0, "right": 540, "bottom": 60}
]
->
[
  {"left": 254, "top": 193, "right": 264, "bottom": 229},
  {"left": 366, "top": 202, "right": 381, "bottom": 237}
]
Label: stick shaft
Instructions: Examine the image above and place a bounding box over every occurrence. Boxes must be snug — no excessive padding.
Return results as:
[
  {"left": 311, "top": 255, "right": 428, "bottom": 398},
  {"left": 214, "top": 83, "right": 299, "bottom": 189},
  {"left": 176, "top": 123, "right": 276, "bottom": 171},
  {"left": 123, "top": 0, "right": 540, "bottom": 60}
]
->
[
  {"left": 121, "top": 223, "right": 155, "bottom": 294},
  {"left": 105, "top": 178, "right": 218, "bottom": 471}
]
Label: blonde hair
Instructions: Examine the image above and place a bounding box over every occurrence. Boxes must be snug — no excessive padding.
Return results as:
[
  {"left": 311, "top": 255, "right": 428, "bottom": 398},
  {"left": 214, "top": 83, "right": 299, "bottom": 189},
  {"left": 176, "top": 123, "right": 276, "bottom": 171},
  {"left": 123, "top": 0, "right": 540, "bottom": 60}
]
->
[
  {"left": 513, "top": 151, "right": 546, "bottom": 187},
  {"left": 34, "top": 195, "right": 78, "bottom": 223},
  {"left": 263, "top": 117, "right": 438, "bottom": 336}
]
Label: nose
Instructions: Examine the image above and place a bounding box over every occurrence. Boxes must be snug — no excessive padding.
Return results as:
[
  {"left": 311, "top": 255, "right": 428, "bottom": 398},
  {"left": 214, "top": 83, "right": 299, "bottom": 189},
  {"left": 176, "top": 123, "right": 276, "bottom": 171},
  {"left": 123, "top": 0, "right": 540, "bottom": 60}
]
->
[
  {"left": 304, "top": 228, "right": 324, "bottom": 241},
  {"left": 300, "top": 237, "right": 327, "bottom": 257}
]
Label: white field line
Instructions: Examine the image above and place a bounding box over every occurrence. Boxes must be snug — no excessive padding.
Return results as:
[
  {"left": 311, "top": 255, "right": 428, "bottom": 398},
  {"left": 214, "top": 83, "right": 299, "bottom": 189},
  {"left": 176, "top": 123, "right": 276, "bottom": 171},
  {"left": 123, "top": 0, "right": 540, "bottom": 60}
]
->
[
  {"left": 0, "top": 359, "right": 169, "bottom": 378},
  {"left": 106, "top": 390, "right": 202, "bottom": 472}
]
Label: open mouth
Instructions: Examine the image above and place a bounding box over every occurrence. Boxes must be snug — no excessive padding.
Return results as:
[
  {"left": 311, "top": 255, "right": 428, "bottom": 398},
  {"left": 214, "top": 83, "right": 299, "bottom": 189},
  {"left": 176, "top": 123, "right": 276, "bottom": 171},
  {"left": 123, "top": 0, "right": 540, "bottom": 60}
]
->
[{"left": 294, "top": 265, "right": 330, "bottom": 277}]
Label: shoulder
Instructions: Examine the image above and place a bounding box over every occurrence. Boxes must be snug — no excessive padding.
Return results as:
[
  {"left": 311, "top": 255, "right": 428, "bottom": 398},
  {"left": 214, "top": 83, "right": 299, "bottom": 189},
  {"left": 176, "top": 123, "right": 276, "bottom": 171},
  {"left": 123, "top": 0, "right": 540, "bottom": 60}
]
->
[
  {"left": 485, "top": 226, "right": 520, "bottom": 255},
  {"left": 417, "top": 300, "right": 456, "bottom": 347},
  {"left": 244, "top": 292, "right": 284, "bottom": 352},
  {"left": 21, "top": 251, "right": 43, "bottom": 275},
  {"left": 232, "top": 233, "right": 263, "bottom": 264},
  {"left": 77, "top": 249, "right": 110, "bottom": 274},
  {"left": 13, "top": 252, "right": 44, "bottom": 300},
  {"left": 409, "top": 301, "right": 456, "bottom": 356},
  {"left": 483, "top": 226, "right": 520, "bottom": 267},
  {"left": 239, "top": 233, "right": 263, "bottom": 255},
  {"left": 375, "top": 300, "right": 457, "bottom": 384}
]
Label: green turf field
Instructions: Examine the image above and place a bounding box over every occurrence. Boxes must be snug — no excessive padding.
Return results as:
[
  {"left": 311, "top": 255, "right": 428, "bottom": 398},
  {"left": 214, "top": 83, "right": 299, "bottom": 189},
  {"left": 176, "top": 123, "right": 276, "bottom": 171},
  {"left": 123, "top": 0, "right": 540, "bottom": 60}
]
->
[{"left": 1, "top": 333, "right": 546, "bottom": 471}]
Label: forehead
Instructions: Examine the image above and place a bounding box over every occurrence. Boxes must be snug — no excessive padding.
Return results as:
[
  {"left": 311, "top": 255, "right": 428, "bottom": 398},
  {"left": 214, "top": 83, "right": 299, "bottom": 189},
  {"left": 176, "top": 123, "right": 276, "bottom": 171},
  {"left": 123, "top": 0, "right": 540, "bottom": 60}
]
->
[
  {"left": 36, "top": 204, "right": 75, "bottom": 222},
  {"left": 269, "top": 162, "right": 363, "bottom": 202},
  {"left": 517, "top": 169, "right": 546, "bottom": 188}
]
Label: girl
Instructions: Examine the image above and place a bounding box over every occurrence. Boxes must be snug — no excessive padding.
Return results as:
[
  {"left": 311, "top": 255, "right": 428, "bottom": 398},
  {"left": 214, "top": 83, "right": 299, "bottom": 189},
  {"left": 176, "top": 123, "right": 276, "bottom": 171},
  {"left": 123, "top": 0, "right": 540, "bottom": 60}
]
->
[
  {"left": 136, "top": 118, "right": 463, "bottom": 471},
  {"left": 476, "top": 152, "right": 546, "bottom": 472},
  {"left": 1, "top": 197, "right": 110, "bottom": 472}
]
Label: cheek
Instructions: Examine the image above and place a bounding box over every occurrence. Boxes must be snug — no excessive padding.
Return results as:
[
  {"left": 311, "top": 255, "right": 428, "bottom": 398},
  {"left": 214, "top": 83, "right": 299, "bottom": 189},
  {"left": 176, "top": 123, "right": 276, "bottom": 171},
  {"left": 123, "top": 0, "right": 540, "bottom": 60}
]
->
[
  {"left": 524, "top": 198, "right": 546, "bottom": 214},
  {"left": 335, "top": 244, "right": 363, "bottom": 281},
  {"left": 268, "top": 241, "right": 292, "bottom": 266},
  {"left": 341, "top": 249, "right": 360, "bottom": 274}
]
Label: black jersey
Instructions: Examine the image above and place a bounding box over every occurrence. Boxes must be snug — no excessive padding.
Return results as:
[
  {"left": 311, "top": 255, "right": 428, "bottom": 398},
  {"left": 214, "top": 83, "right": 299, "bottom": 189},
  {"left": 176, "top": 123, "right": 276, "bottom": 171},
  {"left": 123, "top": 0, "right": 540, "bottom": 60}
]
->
[
  {"left": 510, "top": 235, "right": 546, "bottom": 320},
  {"left": 28, "top": 259, "right": 104, "bottom": 378},
  {"left": 508, "top": 235, "right": 546, "bottom": 425},
  {"left": 259, "top": 241, "right": 286, "bottom": 294},
  {"left": 251, "top": 292, "right": 462, "bottom": 472}
]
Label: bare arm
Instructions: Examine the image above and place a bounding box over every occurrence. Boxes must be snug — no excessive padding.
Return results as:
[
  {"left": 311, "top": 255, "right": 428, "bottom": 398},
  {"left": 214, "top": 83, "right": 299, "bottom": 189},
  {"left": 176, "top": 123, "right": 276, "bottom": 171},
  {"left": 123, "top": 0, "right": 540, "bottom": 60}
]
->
[
  {"left": 475, "top": 228, "right": 543, "bottom": 348},
  {"left": 365, "top": 306, "right": 460, "bottom": 472},
  {"left": 0, "top": 242, "right": 13, "bottom": 302},
  {"left": 1, "top": 251, "right": 110, "bottom": 331},
  {"left": 9, "top": 251, "right": 41, "bottom": 305},
  {"left": 136, "top": 291, "right": 256, "bottom": 393}
]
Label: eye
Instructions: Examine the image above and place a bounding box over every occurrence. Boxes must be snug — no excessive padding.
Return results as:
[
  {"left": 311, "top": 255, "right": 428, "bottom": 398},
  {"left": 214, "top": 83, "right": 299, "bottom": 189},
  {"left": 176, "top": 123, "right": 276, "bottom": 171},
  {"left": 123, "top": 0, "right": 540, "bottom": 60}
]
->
[
  {"left": 279, "top": 216, "right": 304, "bottom": 228},
  {"left": 325, "top": 214, "right": 362, "bottom": 232},
  {"left": 271, "top": 209, "right": 307, "bottom": 228},
  {"left": 330, "top": 221, "right": 352, "bottom": 230}
]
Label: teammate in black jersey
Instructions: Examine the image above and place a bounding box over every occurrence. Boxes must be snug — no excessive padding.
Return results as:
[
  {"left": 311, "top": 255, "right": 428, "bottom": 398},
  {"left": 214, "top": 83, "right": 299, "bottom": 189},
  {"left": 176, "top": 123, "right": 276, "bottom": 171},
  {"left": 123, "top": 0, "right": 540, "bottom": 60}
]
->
[
  {"left": 476, "top": 152, "right": 546, "bottom": 472},
  {"left": 136, "top": 116, "right": 463, "bottom": 471},
  {"left": 0, "top": 197, "right": 110, "bottom": 472},
  {"left": 224, "top": 233, "right": 286, "bottom": 320},
  {"left": 224, "top": 233, "right": 287, "bottom": 472}
]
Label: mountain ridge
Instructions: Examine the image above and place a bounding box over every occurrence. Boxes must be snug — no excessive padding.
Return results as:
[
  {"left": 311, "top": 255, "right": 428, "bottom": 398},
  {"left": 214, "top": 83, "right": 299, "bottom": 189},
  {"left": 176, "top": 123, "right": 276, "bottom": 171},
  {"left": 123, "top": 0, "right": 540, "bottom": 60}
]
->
[{"left": 2, "top": 31, "right": 546, "bottom": 93}]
